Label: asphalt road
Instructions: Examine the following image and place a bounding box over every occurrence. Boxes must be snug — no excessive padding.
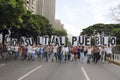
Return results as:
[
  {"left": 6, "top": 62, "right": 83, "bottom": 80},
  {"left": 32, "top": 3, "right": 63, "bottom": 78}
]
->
[{"left": 0, "top": 59, "right": 120, "bottom": 80}]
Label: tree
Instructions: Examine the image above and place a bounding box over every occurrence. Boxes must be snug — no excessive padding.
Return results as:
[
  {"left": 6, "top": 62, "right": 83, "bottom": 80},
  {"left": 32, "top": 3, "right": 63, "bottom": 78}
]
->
[
  {"left": 0, "top": 0, "right": 26, "bottom": 44},
  {"left": 111, "top": 28, "right": 120, "bottom": 44},
  {"left": 52, "top": 28, "right": 69, "bottom": 44},
  {"left": 81, "top": 23, "right": 120, "bottom": 45},
  {"left": 0, "top": 0, "right": 26, "bottom": 29},
  {"left": 53, "top": 28, "right": 67, "bottom": 36},
  {"left": 10, "top": 10, "right": 53, "bottom": 41},
  {"left": 110, "top": 4, "right": 120, "bottom": 23}
]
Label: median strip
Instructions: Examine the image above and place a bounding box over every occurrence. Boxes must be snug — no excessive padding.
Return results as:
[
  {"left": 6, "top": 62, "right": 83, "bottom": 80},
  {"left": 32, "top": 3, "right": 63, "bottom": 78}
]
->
[{"left": 106, "top": 58, "right": 120, "bottom": 66}]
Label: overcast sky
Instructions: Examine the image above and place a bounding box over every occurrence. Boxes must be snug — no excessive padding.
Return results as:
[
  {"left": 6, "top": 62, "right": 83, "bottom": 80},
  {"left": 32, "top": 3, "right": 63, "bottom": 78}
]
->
[{"left": 55, "top": 0, "right": 120, "bottom": 36}]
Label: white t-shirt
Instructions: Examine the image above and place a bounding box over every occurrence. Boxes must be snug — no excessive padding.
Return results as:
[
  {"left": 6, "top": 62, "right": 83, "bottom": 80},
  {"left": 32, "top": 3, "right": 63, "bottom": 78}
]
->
[
  {"left": 87, "top": 48, "right": 92, "bottom": 55},
  {"left": 27, "top": 46, "right": 32, "bottom": 54},
  {"left": 32, "top": 47, "right": 36, "bottom": 54},
  {"left": 15, "top": 46, "right": 19, "bottom": 52},
  {"left": 7, "top": 46, "right": 11, "bottom": 51},
  {"left": 106, "top": 47, "right": 112, "bottom": 54},
  {"left": 65, "top": 47, "right": 69, "bottom": 53},
  {"left": 99, "top": 47, "right": 102, "bottom": 55},
  {"left": 53, "top": 46, "right": 57, "bottom": 53},
  {"left": 62, "top": 47, "right": 66, "bottom": 55}
]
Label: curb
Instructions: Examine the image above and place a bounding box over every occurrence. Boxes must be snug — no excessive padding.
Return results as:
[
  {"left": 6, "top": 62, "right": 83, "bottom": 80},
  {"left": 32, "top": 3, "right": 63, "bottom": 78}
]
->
[{"left": 107, "top": 59, "right": 120, "bottom": 66}]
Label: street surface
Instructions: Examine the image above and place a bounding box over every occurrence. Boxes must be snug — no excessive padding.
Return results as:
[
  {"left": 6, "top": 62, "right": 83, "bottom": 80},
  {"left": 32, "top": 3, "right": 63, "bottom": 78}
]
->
[{"left": 0, "top": 59, "right": 120, "bottom": 80}]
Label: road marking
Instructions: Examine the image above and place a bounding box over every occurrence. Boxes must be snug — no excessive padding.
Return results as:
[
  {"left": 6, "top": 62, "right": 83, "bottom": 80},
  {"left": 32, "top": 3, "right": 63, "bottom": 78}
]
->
[
  {"left": 17, "top": 65, "right": 42, "bottom": 80},
  {"left": 81, "top": 66, "right": 90, "bottom": 80},
  {"left": 0, "top": 63, "right": 5, "bottom": 67}
]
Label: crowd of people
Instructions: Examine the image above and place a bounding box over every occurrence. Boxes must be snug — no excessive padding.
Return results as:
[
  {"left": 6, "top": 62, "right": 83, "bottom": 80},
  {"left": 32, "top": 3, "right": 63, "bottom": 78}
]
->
[{"left": 0, "top": 42, "right": 113, "bottom": 64}]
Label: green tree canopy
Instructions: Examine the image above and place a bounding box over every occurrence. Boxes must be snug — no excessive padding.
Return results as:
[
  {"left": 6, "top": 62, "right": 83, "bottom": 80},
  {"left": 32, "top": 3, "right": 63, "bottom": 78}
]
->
[
  {"left": 0, "top": 0, "right": 26, "bottom": 29},
  {"left": 52, "top": 28, "right": 69, "bottom": 44},
  {"left": 81, "top": 23, "right": 120, "bottom": 45}
]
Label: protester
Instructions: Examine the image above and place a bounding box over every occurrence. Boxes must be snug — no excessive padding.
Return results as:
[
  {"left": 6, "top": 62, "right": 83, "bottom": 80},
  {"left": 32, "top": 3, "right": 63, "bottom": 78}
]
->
[
  {"left": 92, "top": 46, "right": 100, "bottom": 64},
  {"left": 70, "top": 46, "right": 74, "bottom": 61},
  {"left": 80, "top": 46, "right": 85, "bottom": 63},
  {"left": 87, "top": 46, "right": 92, "bottom": 63},
  {"left": 31, "top": 46, "right": 36, "bottom": 61},
  {"left": 21, "top": 46, "right": 27, "bottom": 60},
  {"left": 51, "top": 45, "right": 58, "bottom": 62},
  {"left": 27, "top": 45, "right": 32, "bottom": 60},
  {"left": 65, "top": 45, "right": 69, "bottom": 62},
  {"left": 106, "top": 45, "right": 113, "bottom": 63},
  {"left": 0, "top": 43, "right": 4, "bottom": 60},
  {"left": 57, "top": 46, "right": 62, "bottom": 62},
  {"left": 14, "top": 44, "right": 19, "bottom": 60},
  {"left": 6, "top": 43, "right": 11, "bottom": 60},
  {"left": 18, "top": 45, "right": 22, "bottom": 60},
  {"left": 73, "top": 46, "right": 78, "bottom": 63},
  {"left": 61, "top": 45, "right": 66, "bottom": 63},
  {"left": 101, "top": 46, "right": 106, "bottom": 63},
  {"left": 44, "top": 45, "right": 49, "bottom": 62},
  {"left": 37, "top": 46, "right": 43, "bottom": 61}
]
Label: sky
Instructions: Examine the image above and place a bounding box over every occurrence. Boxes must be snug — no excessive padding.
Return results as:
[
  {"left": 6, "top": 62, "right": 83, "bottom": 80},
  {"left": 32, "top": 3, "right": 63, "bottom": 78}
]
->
[{"left": 55, "top": 0, "right": 120, "bottom": 36}]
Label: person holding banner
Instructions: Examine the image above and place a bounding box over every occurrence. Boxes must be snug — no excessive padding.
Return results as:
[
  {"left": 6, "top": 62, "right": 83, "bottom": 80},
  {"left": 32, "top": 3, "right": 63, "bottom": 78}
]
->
[
  {"left": 0, "top": 42, "right": 4, "bottom": 60},
  {"left": 6, "top": 43, "right": 11, "bottom": 60},
  {"left": 65, "top": 45, "right": 69, "bottom": 63},
  {"left": 31, "top": 46, "right": 36, "bottom": 61},
  {"left": 106, "top": 45, "right": 113, "bottom": 63},
  {"left": 92, "top": 46, "right": 100, "bottom": 64},
  {"left": 44, "top": 45, "right": 49, "bottom": 62},
  {"left": 87, "top": 46, "right": 92, "bottom": 63},
  {"left": 73, "top": 46, "right": 78, "bottom": 63},
  {"left": 51, "top": 45, "right": 58, "bottom": 62},
  {"left": 27, "top": 45, "right": 32, "bottom": 60},
  {"left": 14, "top": 44, "right": 19, "bottom": 60},
  {"left": 100, "top": 46, "right": 106, "bottom": 63},
  {"left": 80, "top": 46, "right": 85, "bottom": 63},
  {"left": 57, "top": 46, "right": 62, "bottom": 62},
  {"left": 70, "top": 46, "right": 74, "bottom": 62},
  {"left": 61, "top": 45, "right": 66, "bottom": 63},
  {"left": 37, "top": 46, "right": 43, "bottom": 61}
]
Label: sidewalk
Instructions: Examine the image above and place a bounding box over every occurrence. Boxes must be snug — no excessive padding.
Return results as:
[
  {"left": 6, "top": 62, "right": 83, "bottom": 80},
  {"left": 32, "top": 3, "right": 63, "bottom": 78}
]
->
[
  {"left": 113, "top": 54, "right": 120, "bottom": 62},
  {"left": 109, "top": 54, "right": 120, "bottom": 66}
]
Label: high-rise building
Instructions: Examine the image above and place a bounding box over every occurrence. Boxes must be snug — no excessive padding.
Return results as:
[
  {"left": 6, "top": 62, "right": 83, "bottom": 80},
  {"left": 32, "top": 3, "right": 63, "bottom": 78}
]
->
[
  {"left": 54, "top": 19, "right": 64, "bottom": 29},
  {"left": 26, "top": 0, "right": 56, "bottom": 26},
  {"left": 36, "top": 0, "right": 56, "bottom": 26},
  {"left": 26, "top": 0, "right": 37, "bottom": 14}
]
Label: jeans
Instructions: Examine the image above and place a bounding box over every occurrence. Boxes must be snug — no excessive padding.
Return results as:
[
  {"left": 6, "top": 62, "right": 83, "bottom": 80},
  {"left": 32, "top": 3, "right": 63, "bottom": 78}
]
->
[
  {"left": 62, "top": 54, "right": 65, "bottom": 62},
  {"left": 32, "top": 53, "right": 35, "bottom": 60},
  {"left": 65, "top": 55, "right": 69, "bottom": 62},
  {"left": 87, "top": 54, "right": 91, "bottom": 63},
  {"left": 45, "top": 52, "right": 48, "bottom": 62},
  {"left": 80, "top": 52, "right": 84, "bottom": 61},
  {"left": 15, "top": 51, "right": 19, "bottom": 60}
]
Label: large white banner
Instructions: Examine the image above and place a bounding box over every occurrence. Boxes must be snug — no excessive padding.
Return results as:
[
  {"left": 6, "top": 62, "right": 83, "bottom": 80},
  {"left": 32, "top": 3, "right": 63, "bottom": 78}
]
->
[
  {"left": 110, "top": 37, "right": 116, "bottom": 46},
  {"left": 5, "top": 35, "right": 11, "bottom": 44},
  {"left": 72, "top": 36, "right": 91, "bottom": 46},
  {"left": 7, "top": 35, "right": 116, "bottom": 47},
  {"left": 102, "top": 37, "right": 109, "bottom": 46},
  {"left": 37, "top": 36, "right": 43, "bottom": 45},
  {"left": 20, "top": 37, "right": 34, "bottom": 46},
  {"left": 43, "top": 36, "right": 49, "bottom": 45},
  {"left": 60, "top": 36, "right": 65, "bottom": 45},
  {"left": 72, "top": 36, "right": 78, "bottom": 46},
  {"left": 12, "top": 38, "right": 17, "bottom": 46}
]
